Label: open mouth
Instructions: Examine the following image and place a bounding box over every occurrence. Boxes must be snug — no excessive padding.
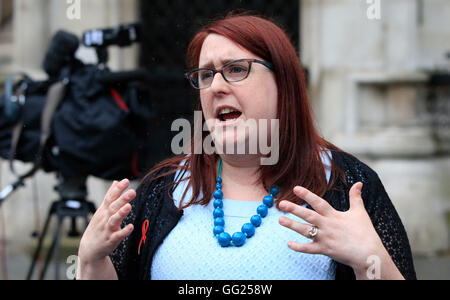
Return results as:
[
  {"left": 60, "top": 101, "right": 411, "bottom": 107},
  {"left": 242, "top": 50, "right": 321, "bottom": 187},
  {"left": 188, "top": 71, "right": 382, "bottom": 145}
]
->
[{"left": 217, "top": 108, "right": 243, "bottom": 122}]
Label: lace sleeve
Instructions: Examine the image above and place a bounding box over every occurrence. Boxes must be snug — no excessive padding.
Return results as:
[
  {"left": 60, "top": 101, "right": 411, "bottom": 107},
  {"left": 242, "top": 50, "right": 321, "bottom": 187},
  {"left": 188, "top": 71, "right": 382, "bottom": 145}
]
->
[
  {"left": 331, "top": 152, "right": 417, "bottom": 280},
  {"left": 364, "top": 174, "right": 417, "bottom": 280}
]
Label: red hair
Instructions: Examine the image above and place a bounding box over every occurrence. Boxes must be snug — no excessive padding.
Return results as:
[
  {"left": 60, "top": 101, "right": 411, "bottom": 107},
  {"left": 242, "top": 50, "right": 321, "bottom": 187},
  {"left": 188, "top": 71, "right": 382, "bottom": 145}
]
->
[{"left": 143, "top": 12, "right": 344, "bottom": 209}]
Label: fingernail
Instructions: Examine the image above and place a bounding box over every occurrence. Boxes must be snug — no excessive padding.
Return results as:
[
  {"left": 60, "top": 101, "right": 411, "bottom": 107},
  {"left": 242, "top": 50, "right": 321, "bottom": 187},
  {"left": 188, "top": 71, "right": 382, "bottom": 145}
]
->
[
  {"left": 293, "top": 186, "right": 304, "bottom": 194},
  {"left": 127, "top": 190, "right": 135, "bottom": 199},
  {"left": 357, "top": 182, "right": 363, "bottom": 193}
]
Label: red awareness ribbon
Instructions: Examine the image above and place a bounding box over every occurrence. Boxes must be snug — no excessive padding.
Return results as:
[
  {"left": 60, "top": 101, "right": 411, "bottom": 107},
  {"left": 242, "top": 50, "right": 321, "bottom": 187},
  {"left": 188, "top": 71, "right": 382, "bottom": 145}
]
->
[{"left": 138, "top": 220, "right": 149, "bottom": 255}]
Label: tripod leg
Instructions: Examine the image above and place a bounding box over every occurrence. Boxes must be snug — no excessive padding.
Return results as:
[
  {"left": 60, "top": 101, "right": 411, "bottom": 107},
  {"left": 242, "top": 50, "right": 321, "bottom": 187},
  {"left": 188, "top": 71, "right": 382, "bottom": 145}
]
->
[
  {"left": 54, "top": 215, "right": 64, "bottom": 280},
  {"left": 39, "top": 214, "right": 64, "bottom": 280},
  {"left": 26, "top": 203, "right": 55, "bottom": 280}
]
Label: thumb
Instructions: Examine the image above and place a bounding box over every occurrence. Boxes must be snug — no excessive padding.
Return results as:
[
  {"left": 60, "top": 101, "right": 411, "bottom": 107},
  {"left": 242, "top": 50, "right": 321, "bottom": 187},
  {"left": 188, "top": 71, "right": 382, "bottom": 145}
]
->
[{"left": 349, "top": 182, "right": 364, "bottom": 210}]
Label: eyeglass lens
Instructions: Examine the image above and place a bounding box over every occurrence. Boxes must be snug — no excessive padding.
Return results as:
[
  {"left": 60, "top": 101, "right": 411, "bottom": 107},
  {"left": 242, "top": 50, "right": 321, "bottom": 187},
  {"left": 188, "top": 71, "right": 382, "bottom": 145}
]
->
[{"left": 190, "top": 60, "right": 251, "bottom": 89}]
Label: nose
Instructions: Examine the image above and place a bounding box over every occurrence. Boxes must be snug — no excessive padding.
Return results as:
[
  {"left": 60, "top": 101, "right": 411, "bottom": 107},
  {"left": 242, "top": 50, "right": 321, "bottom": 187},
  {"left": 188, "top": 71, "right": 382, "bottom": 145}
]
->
[{"left": 209, "top": 71, "right": 229, "bottom": 93}]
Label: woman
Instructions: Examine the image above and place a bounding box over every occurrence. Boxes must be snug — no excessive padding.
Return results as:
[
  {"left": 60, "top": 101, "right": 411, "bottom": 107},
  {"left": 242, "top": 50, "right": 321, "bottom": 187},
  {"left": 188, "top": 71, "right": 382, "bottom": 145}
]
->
[{"left": 77, "top": 13, "right": 416, "bottom": 280}]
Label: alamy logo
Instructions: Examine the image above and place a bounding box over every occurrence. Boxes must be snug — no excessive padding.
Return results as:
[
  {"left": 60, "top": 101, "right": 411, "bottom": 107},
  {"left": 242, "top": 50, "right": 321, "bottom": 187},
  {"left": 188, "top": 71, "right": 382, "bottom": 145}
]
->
[
  {"left": 66, "top": 0, "right": 81, "bottom": 20},
  {"left": 66, "top": 255, "right": 79, "bottom": 280},
  {"left": 171, "top": 111, "right": 280, "bottom": 166},
  {"left": 366, "top": 0, "right": 381, "bottom": 20},
  {"left": 366, "top": 255, "right": 381, "bottom": 280}
]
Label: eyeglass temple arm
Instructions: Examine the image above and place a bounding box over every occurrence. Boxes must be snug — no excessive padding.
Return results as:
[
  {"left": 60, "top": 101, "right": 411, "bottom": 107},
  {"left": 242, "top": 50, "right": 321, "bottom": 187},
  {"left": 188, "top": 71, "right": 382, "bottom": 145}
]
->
[{"left": 253, "top": 59, "right": 273, "bottom": 70}]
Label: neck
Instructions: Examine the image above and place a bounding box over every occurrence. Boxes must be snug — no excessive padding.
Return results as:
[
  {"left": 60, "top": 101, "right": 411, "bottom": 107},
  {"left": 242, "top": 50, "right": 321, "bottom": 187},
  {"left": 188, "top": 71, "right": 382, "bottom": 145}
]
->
[{"left": 217, "top": 154, "right": 268, "bottom": 202}]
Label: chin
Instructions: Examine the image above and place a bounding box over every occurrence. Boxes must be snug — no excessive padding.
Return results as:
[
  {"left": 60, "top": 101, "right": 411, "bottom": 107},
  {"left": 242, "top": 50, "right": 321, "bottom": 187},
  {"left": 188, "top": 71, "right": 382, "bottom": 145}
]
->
[{"left": 213, "top": 131, "right": 255, "bottom": 155}]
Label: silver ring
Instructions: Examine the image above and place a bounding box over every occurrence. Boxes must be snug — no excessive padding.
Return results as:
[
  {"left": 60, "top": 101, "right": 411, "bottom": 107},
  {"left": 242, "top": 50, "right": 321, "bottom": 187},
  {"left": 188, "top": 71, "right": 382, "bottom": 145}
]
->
[{"left": 308, "top": 225, "right": 319, "bottom": 239}]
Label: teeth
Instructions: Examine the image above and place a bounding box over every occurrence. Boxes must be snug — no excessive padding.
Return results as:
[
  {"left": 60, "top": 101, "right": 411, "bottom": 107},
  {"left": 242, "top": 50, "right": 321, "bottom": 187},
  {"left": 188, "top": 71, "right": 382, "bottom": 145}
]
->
[{"left": 219, "top": 108, "right": 239, "bottom": 115}]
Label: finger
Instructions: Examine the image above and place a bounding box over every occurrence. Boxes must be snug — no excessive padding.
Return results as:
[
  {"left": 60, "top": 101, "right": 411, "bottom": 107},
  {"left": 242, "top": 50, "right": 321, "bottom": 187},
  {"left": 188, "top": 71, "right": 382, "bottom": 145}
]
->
[
  {"left": 349, "top": 182, "right": 364, "bottom": 211},
  {"left": 293, "top": 186, "right": 334, "bottom": 216},
  {"left": 104, "top": 179, "right": 130, "bottom": 206},
  {"left": 279, "top": 216, "right": 314, "bottom": 238},
  {"left": 102, "top": 181, "right": 118, "bottom": 206},
  {"left": 108, "top": 203, "right": 132, "bottom": 232},
  {"left": 279, "top": 201, "right": 322, "bottom": 225},
  {"left": 287, "top": 241, "right": 322, "bottom": 255},
  {"left": 110, "top": 223, "right": 134, "bottom": 245},
  {"left": 109, "top": 189, "right": 136, "bottom": 214}
]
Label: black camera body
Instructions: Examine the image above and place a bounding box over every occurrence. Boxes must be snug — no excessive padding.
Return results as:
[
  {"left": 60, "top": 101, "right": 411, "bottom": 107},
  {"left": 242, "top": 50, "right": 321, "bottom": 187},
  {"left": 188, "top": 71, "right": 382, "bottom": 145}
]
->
[
  {"left": 82, "top": 23, "right": 141, "bottom": 65},
  {"left": 0, "top": 23, "right": 151, "bottom": 184}
]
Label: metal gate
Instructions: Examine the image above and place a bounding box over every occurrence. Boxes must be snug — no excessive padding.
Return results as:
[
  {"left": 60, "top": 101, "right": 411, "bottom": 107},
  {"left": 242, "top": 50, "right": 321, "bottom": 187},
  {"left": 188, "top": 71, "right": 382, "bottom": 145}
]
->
[{"left": 139, "top": 0, "right": 300, "bottom": 167}]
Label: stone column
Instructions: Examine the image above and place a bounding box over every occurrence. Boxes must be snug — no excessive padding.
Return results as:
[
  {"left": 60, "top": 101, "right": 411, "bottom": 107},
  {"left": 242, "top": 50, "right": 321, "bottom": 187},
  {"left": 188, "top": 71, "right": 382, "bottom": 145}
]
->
[{"left": 13, "top": 0, "right": 50, "bottom": 76}]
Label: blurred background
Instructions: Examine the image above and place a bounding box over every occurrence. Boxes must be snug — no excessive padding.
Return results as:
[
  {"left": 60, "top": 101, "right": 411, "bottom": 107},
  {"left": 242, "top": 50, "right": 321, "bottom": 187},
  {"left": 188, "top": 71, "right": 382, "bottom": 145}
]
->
[{"left": 0, "top": 0, "right": 449, "bottom": 280}]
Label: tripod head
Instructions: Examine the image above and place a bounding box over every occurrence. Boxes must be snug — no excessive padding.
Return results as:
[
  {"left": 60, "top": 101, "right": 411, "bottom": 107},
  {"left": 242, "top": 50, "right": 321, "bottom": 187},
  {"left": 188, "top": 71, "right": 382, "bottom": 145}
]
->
[
  {"left": 54, "top": 175, "right": 87, "bottom": 202},
  {"left": 53, "top": 175, "right": 90, "bottom": 237}
]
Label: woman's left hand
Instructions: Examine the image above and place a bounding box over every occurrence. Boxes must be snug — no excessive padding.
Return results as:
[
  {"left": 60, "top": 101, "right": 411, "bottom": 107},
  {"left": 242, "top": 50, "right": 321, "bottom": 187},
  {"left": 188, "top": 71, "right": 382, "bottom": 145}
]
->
[{"left": 278, "top": 182, "right": 390, "bottom": 276}]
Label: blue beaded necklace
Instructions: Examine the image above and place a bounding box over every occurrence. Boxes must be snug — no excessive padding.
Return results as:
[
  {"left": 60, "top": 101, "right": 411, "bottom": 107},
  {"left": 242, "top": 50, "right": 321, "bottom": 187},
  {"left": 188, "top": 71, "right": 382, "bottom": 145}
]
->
[{"left": 212, "top": 157, "right": 279, "bottom": 247}]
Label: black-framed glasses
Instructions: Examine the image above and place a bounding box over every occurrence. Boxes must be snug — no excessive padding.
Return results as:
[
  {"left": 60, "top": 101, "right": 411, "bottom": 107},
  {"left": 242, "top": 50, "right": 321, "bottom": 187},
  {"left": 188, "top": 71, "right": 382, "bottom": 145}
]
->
[{"left": 185, "top": 59, "right": 273, "bottom": 90}]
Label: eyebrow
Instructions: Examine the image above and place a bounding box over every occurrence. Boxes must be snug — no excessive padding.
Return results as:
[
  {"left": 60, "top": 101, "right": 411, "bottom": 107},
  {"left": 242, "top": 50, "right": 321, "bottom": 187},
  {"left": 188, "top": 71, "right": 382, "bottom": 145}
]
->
[{"left": 199, "top": 58, "right": 237, "bottom": 69}]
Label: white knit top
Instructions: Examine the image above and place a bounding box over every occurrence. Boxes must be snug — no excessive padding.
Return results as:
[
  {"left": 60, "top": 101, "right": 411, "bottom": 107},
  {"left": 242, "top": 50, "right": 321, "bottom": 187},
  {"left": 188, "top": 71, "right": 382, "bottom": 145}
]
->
[{"left": 151, "top": 154, "right": 336, "bottom": 280}]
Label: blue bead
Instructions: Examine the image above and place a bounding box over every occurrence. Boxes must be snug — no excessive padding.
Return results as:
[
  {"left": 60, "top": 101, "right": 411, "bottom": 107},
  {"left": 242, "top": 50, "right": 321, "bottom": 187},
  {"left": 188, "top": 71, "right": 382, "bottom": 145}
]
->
[
  {"left": 216, "top": 177, "right": 222, "bottom": 184},
  {"left": 213, "top": 207, "right": 224, "bottom": 218},
  {"left": 216, "top": 183, "right": 222, "bottom": 190},
  {"left": 263, "top": 195, "right": 274, "bottom": 208},
  {"left": 232, "top": 232, "right": 247, "bottom": 247},
  {"left": 213, "top": 226, "right": 224, "bottom": 236},
  {"left": 213, "top": 198, "right": 223, "bottom": 209},
  {"left": 270, "top": 186, "right": 279, "bottom": 196},
  {"left": 213, "top": 190, "right": 223, "bottom": 199},
  {"left": 241, "top": 223, "right": 255, "bottom": 238},
  {"left": 218, "top": 232, "right": 231, "bottom": 247},
  {"left": 257, "top": 205, "right": 269, "bottom": 218},
  {"left": 214, "top": 217, "right": 225, "bottom": 227},
  {"left": 251, "top": 215, "right": 262, "bottom": 227}
]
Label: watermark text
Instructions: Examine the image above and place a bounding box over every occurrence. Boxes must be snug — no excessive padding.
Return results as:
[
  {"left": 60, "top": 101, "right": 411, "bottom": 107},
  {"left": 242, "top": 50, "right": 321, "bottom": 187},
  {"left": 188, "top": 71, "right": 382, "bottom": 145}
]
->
[
  {"left": 66, "top": 0, "right": 81, "bottom": 20},
  {"left": 366, "top": 0, "right": 381, "bottom": 20},
  {"left": 171, "top": 111, "right": 279, "bottom": 165}
]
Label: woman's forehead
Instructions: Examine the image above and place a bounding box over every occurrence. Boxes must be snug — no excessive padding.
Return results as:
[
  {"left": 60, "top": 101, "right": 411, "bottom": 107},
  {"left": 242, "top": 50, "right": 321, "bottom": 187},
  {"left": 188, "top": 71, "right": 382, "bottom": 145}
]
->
[{"left": 198, "top": 34, "right": 257, "bottom": 68}]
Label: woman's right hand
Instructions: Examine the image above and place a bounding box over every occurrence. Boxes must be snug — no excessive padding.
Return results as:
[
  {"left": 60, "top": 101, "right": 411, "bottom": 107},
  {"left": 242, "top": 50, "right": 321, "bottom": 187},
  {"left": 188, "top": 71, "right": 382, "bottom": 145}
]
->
[{"left": 78, "top": 179, "right": 136, "bottom": 265}]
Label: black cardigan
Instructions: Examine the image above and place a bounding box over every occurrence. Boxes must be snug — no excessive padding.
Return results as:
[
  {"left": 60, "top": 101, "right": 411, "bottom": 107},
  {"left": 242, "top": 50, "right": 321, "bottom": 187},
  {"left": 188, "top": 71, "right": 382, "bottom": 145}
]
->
[{"left": 110, "top": 151, "right": 417, "bottom": 280}]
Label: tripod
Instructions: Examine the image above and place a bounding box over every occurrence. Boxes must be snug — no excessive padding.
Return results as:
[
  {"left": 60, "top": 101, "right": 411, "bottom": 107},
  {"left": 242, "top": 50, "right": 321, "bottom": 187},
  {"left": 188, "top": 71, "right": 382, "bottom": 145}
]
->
[{"left": 26, "top": 176, "right": 96, "bottom": 280}]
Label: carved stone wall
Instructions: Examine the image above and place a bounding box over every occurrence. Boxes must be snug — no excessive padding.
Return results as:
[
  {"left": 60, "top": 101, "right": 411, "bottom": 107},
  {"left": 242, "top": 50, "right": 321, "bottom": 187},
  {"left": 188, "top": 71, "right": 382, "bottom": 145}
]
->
[{"left": 302, "top": 0, "right": 450, "bottom": 255}]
